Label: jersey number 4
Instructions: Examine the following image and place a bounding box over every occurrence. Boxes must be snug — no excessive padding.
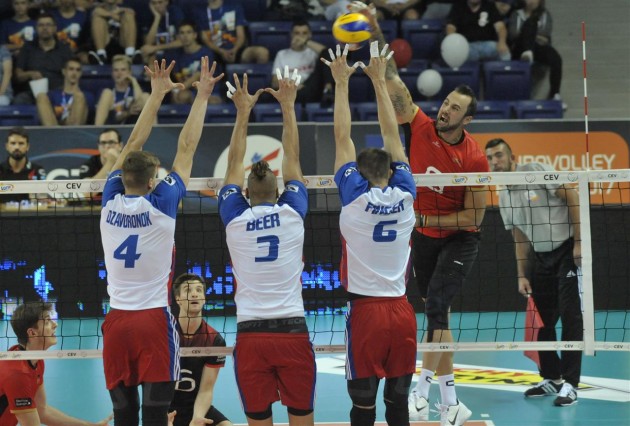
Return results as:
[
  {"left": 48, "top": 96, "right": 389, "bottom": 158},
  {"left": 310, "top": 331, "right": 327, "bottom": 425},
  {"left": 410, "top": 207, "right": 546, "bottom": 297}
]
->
[
  {"left": 113, "top": 234, "right": 142, "bottom": 268},
  {"left": 373, "top": 220, "right": 398, "bottom": 242}
]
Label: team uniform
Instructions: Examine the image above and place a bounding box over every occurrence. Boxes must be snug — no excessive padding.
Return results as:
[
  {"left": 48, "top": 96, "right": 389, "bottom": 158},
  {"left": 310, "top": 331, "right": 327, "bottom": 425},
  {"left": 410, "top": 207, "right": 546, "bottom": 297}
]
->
[
  {"left": 46, "top": 89, "right": 95, "bottom": 122},
  {"left": 171, "top": 321, "right": 229, "bottom": 426},
  {"left": 100, "top": 170, "right": 186, "bottom": 390},
  {"left": 335, "top": 161, "right": 417, "bottom": 380},
  {"left": 498, "top": 162, "right": 583, "bottom": 388},
  {"left": 404, "top": 108, "right": 489, "bottom": 330},
  {"left": 0, "top": 159, "right": 46, "bottom": 203},
  {"left": 0, "top": 346, "right": 44, "bottom": 426},
  {"left": 218, "top": 181, "right": 316, "bottom": 414}
]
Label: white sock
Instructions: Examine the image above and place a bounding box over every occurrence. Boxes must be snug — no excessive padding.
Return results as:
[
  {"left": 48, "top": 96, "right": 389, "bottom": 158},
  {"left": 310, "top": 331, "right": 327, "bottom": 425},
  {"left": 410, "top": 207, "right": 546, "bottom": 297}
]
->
[
  {"left": 415, "top": 368, "right": 434, "bottom": 399},
  {"left": 438, "top": 374, "right": 457, "bottom": 406},
  {"left": 96, "top": 49, "right": 106, "bottom": 57},
  {"left": 125, "top": 47, "right": 135, "bottom": 56}
]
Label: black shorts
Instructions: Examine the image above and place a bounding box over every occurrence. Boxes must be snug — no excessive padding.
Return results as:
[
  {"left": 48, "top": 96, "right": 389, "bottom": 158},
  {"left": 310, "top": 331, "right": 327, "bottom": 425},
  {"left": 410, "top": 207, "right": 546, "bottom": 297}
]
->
[{"left": 172, "top": 406, "right": 229, "bottom": 426}]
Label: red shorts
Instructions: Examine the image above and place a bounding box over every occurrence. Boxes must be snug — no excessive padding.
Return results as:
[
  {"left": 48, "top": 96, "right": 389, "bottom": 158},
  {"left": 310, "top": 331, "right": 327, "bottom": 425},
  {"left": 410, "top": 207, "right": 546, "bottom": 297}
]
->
[
  {"left": 102, "top": 307, "right": 180, "bottom": 390},
  {"left": 345, "top": 296, "right": 417, "bottom": 380},
  {"left": 233, "top": 332, "right": 316, "bottom": 413}
]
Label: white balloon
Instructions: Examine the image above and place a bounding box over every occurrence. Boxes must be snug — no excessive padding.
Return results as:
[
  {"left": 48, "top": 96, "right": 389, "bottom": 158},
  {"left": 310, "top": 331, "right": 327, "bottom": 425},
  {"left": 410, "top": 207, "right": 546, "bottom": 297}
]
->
[
  {"left": 441, "top": 33, "right": 470, "bottom": 69},
  {"left": 416, "top": 69, "right": 443, "bottom": 98}
]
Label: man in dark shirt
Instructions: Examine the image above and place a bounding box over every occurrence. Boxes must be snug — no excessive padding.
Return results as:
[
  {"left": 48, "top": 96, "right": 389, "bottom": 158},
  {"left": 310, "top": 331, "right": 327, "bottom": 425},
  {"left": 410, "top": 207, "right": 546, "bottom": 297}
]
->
[
  {"left": 0, "top": 126, "right": 45, "bottom": 203},
  {"left": 79, "top": 128, "right": 123, "bottom": 203}
]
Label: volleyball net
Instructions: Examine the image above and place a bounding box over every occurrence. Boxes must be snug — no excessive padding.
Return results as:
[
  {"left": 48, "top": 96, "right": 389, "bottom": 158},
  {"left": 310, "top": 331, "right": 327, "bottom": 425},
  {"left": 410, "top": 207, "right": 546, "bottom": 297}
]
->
[{"left": 0, "top": 170, "right": 629, "bottom": 360}]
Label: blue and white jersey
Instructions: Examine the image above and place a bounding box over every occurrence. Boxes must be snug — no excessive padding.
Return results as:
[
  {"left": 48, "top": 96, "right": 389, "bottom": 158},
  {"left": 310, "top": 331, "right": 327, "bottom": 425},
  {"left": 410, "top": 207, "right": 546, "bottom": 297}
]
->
[
  {"left": 100, "top": 170, "right": 186, "bottom": 310},
  {"left": 218, "top": 181, "right": 308, "bottom": 323},
  {"left": 335, "top": 162, "right": 416, "bottom": 297}
]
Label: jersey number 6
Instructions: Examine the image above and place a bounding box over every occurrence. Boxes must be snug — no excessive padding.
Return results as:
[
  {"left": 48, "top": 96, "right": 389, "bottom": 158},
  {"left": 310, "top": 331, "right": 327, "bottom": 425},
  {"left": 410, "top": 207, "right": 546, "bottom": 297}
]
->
[{"left": 373, "top": 220, "right": 398, "bottom": 242}]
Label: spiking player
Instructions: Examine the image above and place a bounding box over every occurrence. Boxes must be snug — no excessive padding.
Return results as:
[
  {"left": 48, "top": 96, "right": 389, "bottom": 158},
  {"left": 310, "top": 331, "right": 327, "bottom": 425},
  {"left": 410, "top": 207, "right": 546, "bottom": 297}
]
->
[
  {"left": 218, "top": 67, "right": 315, "bottom": 426},
  {"left": 100, "top": 57, "right": 223, "bottom": 426},
  {"left": 322, "top": 41, "right": 417, "bottom": 426},
  {"left": 349, "top": 2, "right": 489, "bottom": 424}
]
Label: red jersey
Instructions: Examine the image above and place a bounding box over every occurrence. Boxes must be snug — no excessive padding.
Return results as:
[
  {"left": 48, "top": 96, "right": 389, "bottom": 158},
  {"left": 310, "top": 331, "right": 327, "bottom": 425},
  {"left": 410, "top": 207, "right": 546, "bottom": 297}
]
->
[
  {"left": 407, "top": 108, "right": 489, "bottom": 238},
  {"left": 0, "top": 345, "right": 45, "bottom": 426}
]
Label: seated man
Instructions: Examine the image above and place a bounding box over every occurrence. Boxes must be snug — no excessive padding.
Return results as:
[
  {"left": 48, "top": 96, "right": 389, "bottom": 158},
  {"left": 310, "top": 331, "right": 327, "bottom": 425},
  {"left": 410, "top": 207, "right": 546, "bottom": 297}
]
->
[
  {"left": 136, "top": 0, "right": 185, "bottom": 65},
  {"left": 49, "top": 0, "right": 90, "bottom": 63},
  {"left": 87, "top": 0, "right": 138, "bottom": 65},
  {"left": 0, "top": 127, "right": 46, "bottom": 204},
  {"left": 0, "top": 0, "right": 35, "bottom": 57},
  {"left": 265, "top": 0, "right": 325, "bottom": 20}
]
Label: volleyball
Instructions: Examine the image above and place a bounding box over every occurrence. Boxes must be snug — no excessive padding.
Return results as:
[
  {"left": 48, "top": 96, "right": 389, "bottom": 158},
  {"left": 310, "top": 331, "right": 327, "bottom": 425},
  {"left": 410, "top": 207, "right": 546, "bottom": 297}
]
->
[{"left": 332, "top": 13, "right": 372, "bottom": 45}]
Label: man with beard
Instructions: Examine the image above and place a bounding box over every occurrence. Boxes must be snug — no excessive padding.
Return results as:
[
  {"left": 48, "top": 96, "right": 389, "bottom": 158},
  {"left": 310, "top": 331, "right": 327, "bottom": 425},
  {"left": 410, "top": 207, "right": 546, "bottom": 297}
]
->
[{"left": 0, "top": 126, "right": 46, "bottom": 203}]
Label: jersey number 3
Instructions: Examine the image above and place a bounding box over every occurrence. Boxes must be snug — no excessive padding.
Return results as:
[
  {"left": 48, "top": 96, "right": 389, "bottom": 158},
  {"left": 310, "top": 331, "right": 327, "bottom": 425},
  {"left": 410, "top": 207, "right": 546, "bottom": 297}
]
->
[
  {"left": 113, "top": 234, "right": 142, "bottom": 268},
  {"left": 255, "top": 235, "right": 279, "bottom": 262}
]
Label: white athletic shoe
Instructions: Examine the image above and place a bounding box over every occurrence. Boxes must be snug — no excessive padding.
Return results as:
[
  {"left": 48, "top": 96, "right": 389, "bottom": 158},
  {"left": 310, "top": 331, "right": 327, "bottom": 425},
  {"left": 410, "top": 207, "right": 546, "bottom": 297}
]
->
[
  {"left": 438, "top": 400, "right": 472, "bottom": 426},
  {"left": 408, "top": 390, "right": 429, "bottom": 421}
]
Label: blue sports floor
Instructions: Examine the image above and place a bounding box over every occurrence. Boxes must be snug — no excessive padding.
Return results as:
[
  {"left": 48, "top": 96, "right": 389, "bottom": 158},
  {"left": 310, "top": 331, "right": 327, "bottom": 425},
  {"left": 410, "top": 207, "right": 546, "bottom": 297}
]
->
[{"left": 1, "top": 313, "right": 629, "bottom": 425}]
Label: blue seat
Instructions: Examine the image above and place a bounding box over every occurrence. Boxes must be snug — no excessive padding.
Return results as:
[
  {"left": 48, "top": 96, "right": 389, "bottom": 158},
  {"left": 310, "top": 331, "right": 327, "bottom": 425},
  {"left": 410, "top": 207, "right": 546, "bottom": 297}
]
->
[
  {"left": 401, "top": 19, "right": 444, "bottom": 60},
  {"left": 81, "top": 65, "right": 112, "bottom": 99},
  {"left": 253, "top": 103, "right": 303, "bottom": 122},
  {"left": 475, "top": 101, "right": 512, "bottom": 119},
  {"left": 248, "top": 21, "right": 292, "bottom": 58},
  {"left": 0, "top": 105, "right": 39, "bottom": 126},
  {"left": 417, "top": 101, "right": 442, "bottom": 119},
  {"left": 482, "top": 61, "right": 531, "bottom": 100},
  {"left": 304, "top": 103, "right": 335, "bottom": 122},
  {"left": 354, "top": 102, "right": 378, "bottom": 121},
  {"left": 205, "top": 104, "right": 237, "bottom": 123},
  {"left": 158, "top": 104, "right": 192, "bottom": 124},
  {"left": 513, "top": 100, "right": 563, "bottom": 119},
  {"left": 348, "top": 71, "right": 373, "bottom": 103},
  {"left": 398, "top": 61, "right": 429, "bottom": 100},
  {"left": 225, "top": 63, "right": 273, "bottom": 102},
  {"left": 430, "top": 61, "right": 480, "bottom": 100},
  {"left": 309, "top": 20, "right": 336, "bottom": 49}
]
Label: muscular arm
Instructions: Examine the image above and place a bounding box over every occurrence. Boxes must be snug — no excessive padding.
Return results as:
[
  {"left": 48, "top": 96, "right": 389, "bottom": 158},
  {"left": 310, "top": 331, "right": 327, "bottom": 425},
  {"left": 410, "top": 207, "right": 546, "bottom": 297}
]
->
[
  {"left": 424, "top": 186, "right": 487, "bottom": 229},
  {"left": 191, "top": 366, "right": 220, "bottom": 422},
  {"left": 371, "top": 64, "right": 407, "bottom": 163},
  {"left": 279, "top": 95, "right": 302, "bottom": 183},
  {"left": 333, "top": 78, "right": 355, "bottom": 173}
]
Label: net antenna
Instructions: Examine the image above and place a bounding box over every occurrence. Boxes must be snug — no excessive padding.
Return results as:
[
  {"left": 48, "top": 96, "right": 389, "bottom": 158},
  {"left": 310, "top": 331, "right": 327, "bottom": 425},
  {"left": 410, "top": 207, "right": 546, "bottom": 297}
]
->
[{"left": 582, "top": 21, "right": 590, "bottom": 171}]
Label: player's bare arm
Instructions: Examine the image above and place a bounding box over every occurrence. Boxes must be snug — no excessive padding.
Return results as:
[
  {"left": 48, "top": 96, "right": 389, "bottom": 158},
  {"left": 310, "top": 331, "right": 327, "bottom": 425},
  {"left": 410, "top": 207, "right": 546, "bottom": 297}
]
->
[
  {"left": 419, "top": 186, "right": 487, "bottom": 229},
  {"left": 191, "top": 366, "right": 221, "bottom": 425},
  {"left": 223, "top": 73, "right": 264, "bottom": 187},
  {"left": 172, "top": 56, "right": 224, "bottom": 186},
  {"left": 265, "top": 66, "right": 303, "bottom": 183}
]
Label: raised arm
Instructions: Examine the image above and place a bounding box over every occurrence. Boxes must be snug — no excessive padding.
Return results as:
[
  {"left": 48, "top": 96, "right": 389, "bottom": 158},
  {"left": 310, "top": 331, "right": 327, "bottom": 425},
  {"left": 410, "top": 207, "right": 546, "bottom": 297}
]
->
[
  {"left": 223, "top": 73, "right": 264, "bottom": 187},
  {"left": 111, "top": 59, "right": 184, "bottom": 172},
  {"left": 362, "top": 41, "right": 407, "bottom": 163},
  {"left": 171, "top": 56, "right": 224, "bottom": 186},
  {"left": 321, "top": 44, "right": 359, "bottom": 173},
  {"left": 265, "top": 66, "right": 303, "bottom": 183}
]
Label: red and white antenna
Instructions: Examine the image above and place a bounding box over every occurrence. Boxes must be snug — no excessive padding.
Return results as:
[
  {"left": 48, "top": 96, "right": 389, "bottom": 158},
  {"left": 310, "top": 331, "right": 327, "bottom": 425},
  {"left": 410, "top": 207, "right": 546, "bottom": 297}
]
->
[{"left": 582, "top": 21, "right": 590, "bottom": 171}]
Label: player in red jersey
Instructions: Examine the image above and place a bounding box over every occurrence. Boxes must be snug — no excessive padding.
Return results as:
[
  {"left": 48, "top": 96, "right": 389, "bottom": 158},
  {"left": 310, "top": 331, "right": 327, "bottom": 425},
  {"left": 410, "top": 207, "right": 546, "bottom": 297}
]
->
[
  {"left": 0, "top": 302, "right": 112, "bottom": 426},
  {"left": 350, "top": 3, "right": 489, "bottom": 424}
]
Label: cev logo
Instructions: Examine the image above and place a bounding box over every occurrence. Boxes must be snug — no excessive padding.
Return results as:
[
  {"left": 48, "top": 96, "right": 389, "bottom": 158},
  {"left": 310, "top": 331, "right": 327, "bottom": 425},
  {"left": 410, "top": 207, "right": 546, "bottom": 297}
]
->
[
  {"left": 0, "top": 183, "right": 14, "bottom": 192},
  {"left": 452, "top": 176, "right": 468, "bottom": 184},
  {"left": 317, "top": 178, "right": 332, "bottom": 187},
  {"left": 476, "top": 175, "right": 492, "bottom": 184}
]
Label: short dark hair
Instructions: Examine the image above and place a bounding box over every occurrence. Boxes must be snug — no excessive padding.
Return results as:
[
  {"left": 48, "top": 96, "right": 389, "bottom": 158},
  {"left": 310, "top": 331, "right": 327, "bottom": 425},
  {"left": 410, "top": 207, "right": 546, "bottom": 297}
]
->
[
  {"left": 122, "top": 151, "right": 160, "bottom": 189},
  {"left": 173, "top": 273, "right": 206, "bottom": 298},
  {"left": 485, "top": 138, "right": 512, "bottom": 154},
  {"left": 7, "top": 126, "right": 29, "bottom": 144},
  {"left": 292, "top": 19, "right": 311, "bottom": 31},
  {"left": 99, "top": 128, "right": 121, "bottom": 142},
  {"left": 36, "top": 12, "right": 56, "bottom": 25},
  {"left": 454, "top": 84, "right": 477, "bottom": 117},
  {"left": 177, "top": 20, "right": 198, "bottom": 33},
  {"left": 64, "top": 56, "right": 82, "bottom": 68},
  {"left": 357, "top": 148, "right": 392, "bottom": 184},
  {"left": 11, "top": 301, "right": 53, "bottom": 346}
]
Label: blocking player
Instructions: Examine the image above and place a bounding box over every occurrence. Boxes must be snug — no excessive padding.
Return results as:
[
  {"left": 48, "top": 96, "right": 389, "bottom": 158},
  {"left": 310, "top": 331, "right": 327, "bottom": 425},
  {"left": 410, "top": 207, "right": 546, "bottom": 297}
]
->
[
  {"left": 0, "top": 301, "right": 113, "bottom": 426},
  {"left": 350, "top": 3, "right": 489, "bottom": 424},
  {"left": 100, "top": 57, "right": 223, "bottom": 426},
  {"left": 322, "top": 41, "right": 417, "bottom": 426},
  {"left": 218, "top": 68, "right": 316, "bottom": 426},
  {"left": 170, "top": 273, "right": 232, "bottom": 426}
]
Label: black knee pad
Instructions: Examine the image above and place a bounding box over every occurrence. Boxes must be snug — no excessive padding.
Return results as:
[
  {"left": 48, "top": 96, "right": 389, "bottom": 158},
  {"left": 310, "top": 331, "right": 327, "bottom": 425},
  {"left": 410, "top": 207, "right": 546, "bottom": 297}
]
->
[
  {"left": 109, "top": 384, "right": 140, "bottom": 425},
  {"left": 142, "top": 382, "right": 176, "bottom": 426},
  {"left": 384, "top": 375, "right": 413, "bottom": 426},
  {"left": 245, "top": 405, "right": 272, "bottom": 421},
  {"left": 350, "top": 405, "right": 376, "bottom": 426},
  {"left": 426, "top": 272, "right": 462, "bottom": 331},
  {"left": 347, "top": 376, "right": 379, "bottom": 407},
  {"left": 287, "top": 406, "right": 313, "bottom": 416}
]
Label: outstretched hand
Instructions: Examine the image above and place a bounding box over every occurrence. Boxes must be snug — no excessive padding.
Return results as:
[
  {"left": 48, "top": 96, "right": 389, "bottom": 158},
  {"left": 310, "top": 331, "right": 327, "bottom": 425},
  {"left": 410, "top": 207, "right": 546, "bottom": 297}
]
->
[
  {"left": 225, "top": 73, "right": 264, "bottom": 111},
  {"left": 145, "top": 59, "right": 185, "bottom": 96},
  {"left": 362, "top": 41, "right": 395, "bottom": 82},
  {"left": 265, "top": 65, "right": 300, "bottom": 105},
  {"left": 192, "top": 56, "right": 224, "bottom": 100},
  {"left": 320, "top": 44, "right": 363, "bottom": 84}
]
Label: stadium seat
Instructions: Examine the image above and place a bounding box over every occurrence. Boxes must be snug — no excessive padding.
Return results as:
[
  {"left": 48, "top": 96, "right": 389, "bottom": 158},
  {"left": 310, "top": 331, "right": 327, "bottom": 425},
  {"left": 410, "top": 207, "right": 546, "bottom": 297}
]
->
[
  {"left": 354, "top": 102, "right": 378, "bottom": 121},
  {"left": 430, "top": 61, "right": 481, "bottom": 101},
  {"left": 400, "top": 19, "right": 443, "bottom": 60},
  {"left": 348, "top": 72, "right": 373, "bottom": 103},
  {"left": 398, "top": 60, "right": 429, "bottom": 100},
  {"left": 309, "top": 20, "right": 336, "bottom": 50},
  {"left": 243, "top": 0, "right": 267, "bottom": 22},
  {"left": 205, "top": 104, "right": 237, "bottom": 123},
  {"left": 225, "top": 63, "right": 273, "bottom": 102},
  {"left": 0, "top": 105, "right": 39, "bottom": 126},
  {"left": 475, "top": 101, "right": 512, "bottom": 119},
  {"left": 248, "top": 21, "right": 292, "bottom": 58},
  {"left": 157, "top": 104, "right": 192, "bottom": 124},
  {"left": 253, "top": 103, "right": 303, "bottom": 123},
  {"left": 304, "top": 103, "right": 334, "bottom": 122},
  {"left": 81, "top": 65, "right": 112, "bottom": 99},
  {"left": 482, "top": 61, "right": 531, "bottom": 100},
  {"left": 417, "top": 101, "right": 442, "bottom": 119},
  {"left": 513, "top": 100, "right": 563, "bottom": 119}
]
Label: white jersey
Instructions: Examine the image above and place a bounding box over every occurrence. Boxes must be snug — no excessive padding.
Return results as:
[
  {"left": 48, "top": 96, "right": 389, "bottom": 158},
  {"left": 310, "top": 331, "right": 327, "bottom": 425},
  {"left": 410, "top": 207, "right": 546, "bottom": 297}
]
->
[
  {"left": 100, "top": 171, "right": 186, "bottom": 310},
  {"left": 218, "top": 181, "right": 308, "bottom": 323},
  {"left": 335, "top": 162, "right": 416, "bottom": 297}
]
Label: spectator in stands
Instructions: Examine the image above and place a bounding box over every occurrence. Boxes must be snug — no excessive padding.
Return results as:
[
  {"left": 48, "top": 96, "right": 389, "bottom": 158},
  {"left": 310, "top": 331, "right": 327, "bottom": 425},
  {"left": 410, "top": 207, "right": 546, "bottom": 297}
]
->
[
  {"left": 492, "top": 0, "right": 519, "bottom": 22},
  {"left": 271, "top": 20, "right": 331, "bottom": 104},
  {"left": 163, "top": 22, "right": 222, "bottom": 104},
  {"left": 136, "top": 0, "right": 185, "bottom": 65},
  {"left": 13, "top": 12, "right": 73, "bottom": 105},
  {"left": 322, "top": 0, "right": 352, "bottom": 20},
  {"left": 94, "top": 54, "right": 149, "bottom": 125},
  {"left": 195, "top": 0, "right": 269, "bottom": 65},
  {"left": 87, "top": 0, "right": 139, "bottom": 65},
  {"left": 446, "top": 0, "right": 511, "bottom": 62},
  {"left": 0, "top": 127, "right": 46, "bottom": 204},
  {"left": 0, "top": 45, "right": 13, "bottom": 105},
  {"left": 0, "top": 0, "right": 36, "bottom": 57},
  {"left": 265, "top": 0, "right": 326, "bottom": 20},
  {"left": 35, "top": 57, "right": 92, "bottom": 126},
  {"left": 421, "top": 0, "right": 455, "bottom": 20},
  {"left": 372, "top": 0, "right": 421, "bottom": 21},
  {"left": 508, "top": 0, "right": 562, "bottom": 102},
  {"left": 49, "top": 0, "right": 90, "bottom": 63},
  {"left": 80, "top": 128, "right": 123, "bottom": 181}
]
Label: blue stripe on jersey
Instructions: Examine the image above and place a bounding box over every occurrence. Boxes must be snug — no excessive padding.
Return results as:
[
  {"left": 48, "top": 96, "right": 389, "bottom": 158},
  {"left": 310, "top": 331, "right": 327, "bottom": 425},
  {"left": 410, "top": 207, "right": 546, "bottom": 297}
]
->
[
  {"left": 334, "top": 162, "right": 369, "bottom": 207},
  {"left": 232, "top": 346, "right": 249, "bottom": 412},
  {"left": 164, "top": 307, "right": 181, "bottom": 381},
  {"left": 390, "top": 162, "right": 417, "bottom": 198},
  {"left": 278, "top": 180, "right": 308, "bottom": 219},
  {"left": 309, "top": 342, "right": 317, "bottom": 408},
  {"left": 345, "top": 302, "right": 357, "bottom": 380},
  {"left": 102, "top": 170, "right": 124, "bottom": 207},
  {"left": 218, "top": 184, "right": 250, "bottom": 226}
]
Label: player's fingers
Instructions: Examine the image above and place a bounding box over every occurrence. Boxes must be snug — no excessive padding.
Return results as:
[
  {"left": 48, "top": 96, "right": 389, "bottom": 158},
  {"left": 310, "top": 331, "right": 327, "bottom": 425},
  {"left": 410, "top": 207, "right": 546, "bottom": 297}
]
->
[
  {"left": 352, "top": 61, "right": 366, "bottom": 69},
  {"left": 242, "top": 73, "right": 249, "bottom": 92},
  {"left": 328, "top": 48, "right": 335, "bottom": 62},
  {"left": 385, "top": 51, "right": 394, "bottom": 61},
  {"left": 370, "top": 40, "right": 379, "bottom": 58},
  {"left": 275, "top": 67, "right": 283, "bottom": 82},
  {"left": 380, "top": 43, "right": 389, "bottom": 57},
  {"left": 233, "top": 73, "right": 241, "bottom": 90},
  {"left": 295, "top": 74, "right": 302, "bottom": 86},
  {"left": 336, "top": 44, "right": 341, "bottom": 58},
  {"left": 321, "top": 57, "right": 331, "bottom": 67},
  {"left": 284, "top": 65, "right": 290, "bottom": 80},
  {"left": 226, "top": 81, "right": 237, "bottom": 94},
  {"left": 342, "top": 43, "right": 349, "bottom": 57}
]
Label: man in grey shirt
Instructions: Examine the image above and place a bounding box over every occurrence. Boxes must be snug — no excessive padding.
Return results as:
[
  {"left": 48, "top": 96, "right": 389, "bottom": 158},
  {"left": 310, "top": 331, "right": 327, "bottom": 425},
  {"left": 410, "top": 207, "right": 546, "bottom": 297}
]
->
[{"left": 485, "top": 138, "right": 583, "bottom": 407}]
